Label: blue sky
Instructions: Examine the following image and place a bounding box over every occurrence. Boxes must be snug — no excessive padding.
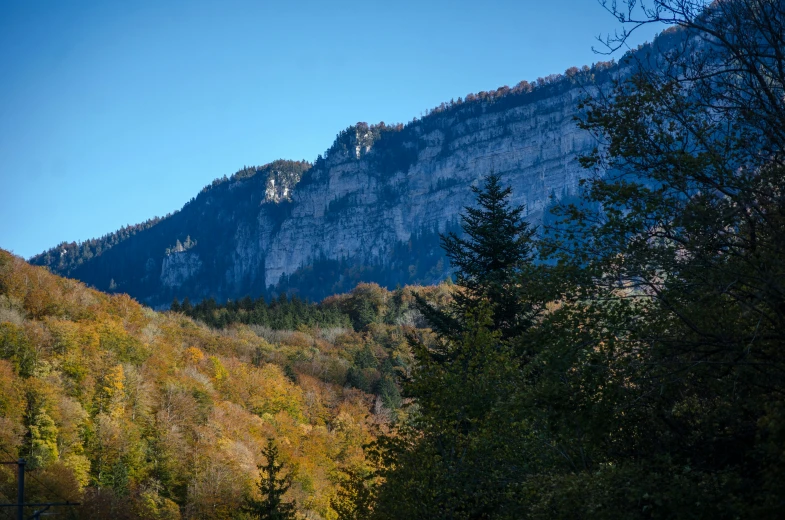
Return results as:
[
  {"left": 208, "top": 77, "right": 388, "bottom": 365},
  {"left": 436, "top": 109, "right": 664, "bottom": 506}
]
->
[{"left": 0, "top": 0, "right": 662, "bottom": 259}]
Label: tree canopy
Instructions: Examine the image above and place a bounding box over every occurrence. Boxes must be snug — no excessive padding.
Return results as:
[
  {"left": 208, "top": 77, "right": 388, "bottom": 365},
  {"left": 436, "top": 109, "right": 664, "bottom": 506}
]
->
[{"left": 364, "top": 1, "right": 785, "bottom": 518}]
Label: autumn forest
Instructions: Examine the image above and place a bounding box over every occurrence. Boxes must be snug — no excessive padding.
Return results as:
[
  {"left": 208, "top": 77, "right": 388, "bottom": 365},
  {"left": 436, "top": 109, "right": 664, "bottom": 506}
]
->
[{"left": 3, "top": 0, "right": 785, "bottom": 519}]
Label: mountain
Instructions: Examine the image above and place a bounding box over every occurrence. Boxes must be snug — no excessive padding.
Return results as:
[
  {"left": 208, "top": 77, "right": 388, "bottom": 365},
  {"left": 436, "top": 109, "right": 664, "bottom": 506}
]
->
[{"left": 30, "top": 30, "right": 682, "bottom": 307}]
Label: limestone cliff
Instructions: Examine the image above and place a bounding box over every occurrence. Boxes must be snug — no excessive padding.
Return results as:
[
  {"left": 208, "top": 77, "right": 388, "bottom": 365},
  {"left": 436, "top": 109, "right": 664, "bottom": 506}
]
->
[{"left": 30, "top": 32, "right": 680, "bottom": 306}]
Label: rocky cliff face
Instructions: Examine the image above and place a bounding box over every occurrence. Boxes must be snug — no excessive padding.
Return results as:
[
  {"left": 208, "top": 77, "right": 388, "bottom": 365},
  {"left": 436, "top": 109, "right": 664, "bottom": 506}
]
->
[
  {"left": 30, "top": 34, "right": 678, "bottom": 306},
  {"left": 259, "top": 87, "right": 594, "bottom": 290}
]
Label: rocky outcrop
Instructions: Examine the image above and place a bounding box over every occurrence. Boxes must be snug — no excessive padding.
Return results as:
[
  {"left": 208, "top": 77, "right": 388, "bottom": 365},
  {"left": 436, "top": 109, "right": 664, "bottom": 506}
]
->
[{"left": 160, "top": 250, "right": 202, "bottom": 288}]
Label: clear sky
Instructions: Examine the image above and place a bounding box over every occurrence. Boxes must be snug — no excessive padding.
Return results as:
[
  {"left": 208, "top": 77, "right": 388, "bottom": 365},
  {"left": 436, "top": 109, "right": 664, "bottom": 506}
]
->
[{"left": 0, "top": 0, "right": 662, "bottom": 259}]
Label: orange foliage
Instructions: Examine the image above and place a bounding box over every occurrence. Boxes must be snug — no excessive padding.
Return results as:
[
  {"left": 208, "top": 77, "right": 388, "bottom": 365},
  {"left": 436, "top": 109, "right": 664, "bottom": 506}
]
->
[{"left": 0, "top": 249, "right": 390, "bottom": 519}]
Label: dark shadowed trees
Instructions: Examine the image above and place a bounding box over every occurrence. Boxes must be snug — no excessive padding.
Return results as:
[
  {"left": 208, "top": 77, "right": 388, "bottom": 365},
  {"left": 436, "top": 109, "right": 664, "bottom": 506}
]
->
[
  {"left": 243, "top": 439, "right": 297, "bottom": 520},
  {"left": 372, "top": 1, "right": 785, "bottom": 518}
]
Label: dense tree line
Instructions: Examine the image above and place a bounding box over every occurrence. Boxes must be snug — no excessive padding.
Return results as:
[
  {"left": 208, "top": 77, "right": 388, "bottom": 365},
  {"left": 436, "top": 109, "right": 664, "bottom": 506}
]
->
[
  {"left": 169, "top": 283, "right": 458, "bottom": 410},
  {"left": 171, "top": 293, "right": 352, "bottom": 331}
]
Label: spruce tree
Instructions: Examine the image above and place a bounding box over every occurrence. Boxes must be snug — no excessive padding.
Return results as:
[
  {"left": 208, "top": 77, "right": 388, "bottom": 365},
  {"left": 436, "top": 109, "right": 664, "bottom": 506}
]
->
[
  {"left": 331, "top": 466, "right": 376, "bottom": 520},
  {"left": 418, "top": 171, "right": 541, "bottom": 343},
  {"left": 373, "top": 174, "right": 544, "bottom": 518},
  {"left": 244, "top": 439, "right": 297, "bottom": 520}
]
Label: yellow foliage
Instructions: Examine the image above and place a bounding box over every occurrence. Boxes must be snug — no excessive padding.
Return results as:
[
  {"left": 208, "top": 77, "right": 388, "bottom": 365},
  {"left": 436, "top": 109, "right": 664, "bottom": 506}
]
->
[
  {"left": 0, "top": 250, "right": 389, "bottom": 517},
  {"left": 62, "top": 452, "right": 91, "bottom": 487},
  {"left": 209, "top": 355, "right": 229, "bottom": 381},
  {"left": 183, "top": 346, "right": 205, "bottom": 364},
  {"left": 95, "top": 364, "right": 125, "bottom": 417}
]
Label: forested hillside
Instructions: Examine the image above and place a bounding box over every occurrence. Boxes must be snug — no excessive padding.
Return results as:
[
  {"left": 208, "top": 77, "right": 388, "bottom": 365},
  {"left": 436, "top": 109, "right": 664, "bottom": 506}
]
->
[{"left": 0, "top": 248, "right": 452, "bottom": 519}]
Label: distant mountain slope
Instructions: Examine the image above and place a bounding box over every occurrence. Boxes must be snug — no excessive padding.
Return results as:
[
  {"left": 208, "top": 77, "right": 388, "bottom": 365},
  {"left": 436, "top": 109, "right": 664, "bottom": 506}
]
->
[
  {"left": 30, "top": 29, "right": 685, "bottom": 307},
  {"left": 31, "top": 160, "right": 310, "bottom": 305}
]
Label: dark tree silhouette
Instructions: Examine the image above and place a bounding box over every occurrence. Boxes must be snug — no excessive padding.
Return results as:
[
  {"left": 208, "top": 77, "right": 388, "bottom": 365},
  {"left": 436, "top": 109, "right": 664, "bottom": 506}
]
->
[
  {"left": 244, "top": 439, "right": 297, "bottom": 520},
  {"left": 418, "top": 171, "right": 541, "bottom": 344}
]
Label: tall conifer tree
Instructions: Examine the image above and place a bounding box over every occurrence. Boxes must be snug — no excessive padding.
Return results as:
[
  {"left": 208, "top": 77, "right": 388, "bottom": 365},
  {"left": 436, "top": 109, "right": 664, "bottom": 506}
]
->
[
  {"left": 418, "top": 171, "right": 541, "bottom": 345},
  {"left": 244, "top": 439, "right": 297, "bottom": 520}
]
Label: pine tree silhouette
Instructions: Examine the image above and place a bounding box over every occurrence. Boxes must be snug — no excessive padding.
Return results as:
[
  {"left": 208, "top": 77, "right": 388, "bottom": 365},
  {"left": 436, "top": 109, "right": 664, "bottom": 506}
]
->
[
  {"left": 244, "top": 439, "right": 297, "bottom": 520},
  {"left": 418, "top": 171, "right": 539, "bottom": 346}
]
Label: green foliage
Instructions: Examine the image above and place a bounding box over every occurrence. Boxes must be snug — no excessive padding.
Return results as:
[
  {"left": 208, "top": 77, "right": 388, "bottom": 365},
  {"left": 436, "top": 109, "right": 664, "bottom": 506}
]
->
[
  {"left": 373, "top": 172, "right": 544, "bottom": 515},
  {"left": 375, "top": 374, "right": 401, "bottom": 411},
  {"left": 24, "top": 387, "right": 59, "bottom": 469},
  {"left": 178, "top": 293, "right": 352, "bottom": 331},
  {"left": 374, "top": 305, "right": 521, "bottom": 519},
  {"left": 332, "top": 283, "right": 388, "bottom": 330},
  {"left": 373, "top": 5, "right": 785, "bottom": 513},
  {"left": 331, "top": 465, "right": 377, "bottom": 520},
  {"left": 346, "top": 346, "right": 383, "bottom": 395},
  {"left": 353, "top": 347, "right": 378, "bottom": 370},
  {"left": 98, "top": 322, "right": 149, "bottom": 365},
  {"left": 0, "top": 322, "right": 37, "bottom": 377}
]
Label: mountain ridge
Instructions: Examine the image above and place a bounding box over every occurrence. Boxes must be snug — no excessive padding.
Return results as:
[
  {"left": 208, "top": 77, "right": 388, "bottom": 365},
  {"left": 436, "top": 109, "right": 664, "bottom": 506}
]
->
[{"left": 29, "top": 27, "right": 683, "bottom": 306}]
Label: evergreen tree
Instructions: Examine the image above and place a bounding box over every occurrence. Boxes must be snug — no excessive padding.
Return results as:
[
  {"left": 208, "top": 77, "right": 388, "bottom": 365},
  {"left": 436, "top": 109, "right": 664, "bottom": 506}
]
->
[
  {"left": 240, "top": 295, "right": 254, "bottom": 311},
  {"left": 373, "top": 305, "right": 518, "bottom": 519},
  {"left": 244, "top": 439, "right": 297, "bottom": 520},
  {"left": 331, "top": 466, "right": 376, "bottom": 520},
  {"left": 170, "top": 297, "right": 181, "bottom": 312},
  {"left": 417, "top": 171, "right": 543, "bottom": 345},
  {"left": 506, "top": 1, "right": 785, "bottom": 516},
  {"left": 374, "top": 2, "right": 785, "bottom": 518},
  {"left": 373, "top": 175, "right": 542, "bottom": 519}
]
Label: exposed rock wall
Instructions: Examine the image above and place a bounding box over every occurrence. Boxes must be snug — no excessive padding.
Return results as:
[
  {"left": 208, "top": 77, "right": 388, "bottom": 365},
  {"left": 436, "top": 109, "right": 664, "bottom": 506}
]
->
[
  {"left": 160, "top": 250, "right": 202, "bottom": 288},
  {"left": 31, "top": 35, "right": 682, "bottom": 306},
  {"left": 259, "top": 87, "right": 596, "bottom": 289},
  {"left": 31, "top": 76, "right": 608, "bottom": 306}
]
